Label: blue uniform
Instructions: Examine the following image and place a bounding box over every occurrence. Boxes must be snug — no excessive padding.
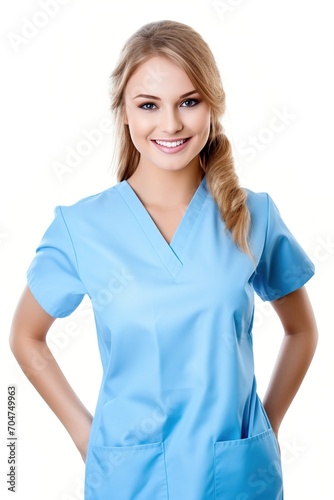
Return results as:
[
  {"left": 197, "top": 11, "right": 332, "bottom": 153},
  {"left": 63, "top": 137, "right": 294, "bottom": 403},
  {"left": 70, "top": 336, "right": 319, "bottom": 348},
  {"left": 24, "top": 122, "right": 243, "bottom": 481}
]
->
[{"left": 27, "top": 175, "right": 314, "bottom": 499}]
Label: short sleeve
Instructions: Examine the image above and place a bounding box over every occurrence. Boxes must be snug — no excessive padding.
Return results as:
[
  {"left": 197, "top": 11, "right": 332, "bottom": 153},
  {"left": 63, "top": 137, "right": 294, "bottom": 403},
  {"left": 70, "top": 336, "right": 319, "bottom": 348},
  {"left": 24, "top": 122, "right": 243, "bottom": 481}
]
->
[
  {"left": 27, "top": 206, "right": 86, "bottom": 318},
  {"left": 252, "top": 194, "right": 315, "bottom": 301}
]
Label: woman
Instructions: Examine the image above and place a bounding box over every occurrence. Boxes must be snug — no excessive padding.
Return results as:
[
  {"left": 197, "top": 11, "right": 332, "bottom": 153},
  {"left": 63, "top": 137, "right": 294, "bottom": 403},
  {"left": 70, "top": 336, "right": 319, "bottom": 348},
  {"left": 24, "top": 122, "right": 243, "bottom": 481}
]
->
[{"left": 10, "top": 20, "right": 318, "bottom": 499}]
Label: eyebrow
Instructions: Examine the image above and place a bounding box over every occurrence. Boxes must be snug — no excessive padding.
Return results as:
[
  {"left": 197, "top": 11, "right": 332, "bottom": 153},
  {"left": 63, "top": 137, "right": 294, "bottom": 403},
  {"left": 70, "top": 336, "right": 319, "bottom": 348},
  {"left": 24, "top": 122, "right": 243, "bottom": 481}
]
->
[{"left": 133, "top": 90, "right": 199, "bottom": 100}]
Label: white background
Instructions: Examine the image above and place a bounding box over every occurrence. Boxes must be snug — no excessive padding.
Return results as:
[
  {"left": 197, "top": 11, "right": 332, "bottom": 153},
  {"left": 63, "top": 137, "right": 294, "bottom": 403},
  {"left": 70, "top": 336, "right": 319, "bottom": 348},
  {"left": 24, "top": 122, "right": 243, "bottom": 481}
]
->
[{"left": 1, "top": 1, "right": 333, "bottom": 498}]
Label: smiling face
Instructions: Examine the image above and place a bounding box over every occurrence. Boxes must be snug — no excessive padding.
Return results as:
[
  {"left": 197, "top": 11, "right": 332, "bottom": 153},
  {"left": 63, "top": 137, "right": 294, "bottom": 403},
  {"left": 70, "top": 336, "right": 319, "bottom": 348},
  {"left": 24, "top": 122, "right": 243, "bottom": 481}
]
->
[{"left": 123, "top": 56, "right": 211, "bottom": 175}]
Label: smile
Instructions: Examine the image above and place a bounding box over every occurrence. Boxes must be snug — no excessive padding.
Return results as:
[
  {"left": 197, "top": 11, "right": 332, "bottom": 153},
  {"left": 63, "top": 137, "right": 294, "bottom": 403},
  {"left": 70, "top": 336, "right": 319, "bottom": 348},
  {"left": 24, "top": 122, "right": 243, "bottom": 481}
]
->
[{"left": 154, "top": 138, "right": 189, "bottom": 148}]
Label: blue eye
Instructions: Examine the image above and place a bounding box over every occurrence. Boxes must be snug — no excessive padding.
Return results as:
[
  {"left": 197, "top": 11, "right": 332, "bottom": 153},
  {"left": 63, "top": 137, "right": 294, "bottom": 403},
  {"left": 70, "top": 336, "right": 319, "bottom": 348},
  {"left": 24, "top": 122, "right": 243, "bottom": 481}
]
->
[
  {"left": 181, "top": 99, "right": 199, "bottom": 107},
  {"left": 139, "top": 103, "right": 157, "bottom": 110}
]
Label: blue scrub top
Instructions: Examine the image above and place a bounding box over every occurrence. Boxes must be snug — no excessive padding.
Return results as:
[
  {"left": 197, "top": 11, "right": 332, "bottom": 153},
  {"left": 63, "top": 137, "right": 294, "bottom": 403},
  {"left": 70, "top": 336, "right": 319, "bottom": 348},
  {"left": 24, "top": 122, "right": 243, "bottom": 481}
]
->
[{"left": 27, "top": 175, "right": 315, "bottom": 499}]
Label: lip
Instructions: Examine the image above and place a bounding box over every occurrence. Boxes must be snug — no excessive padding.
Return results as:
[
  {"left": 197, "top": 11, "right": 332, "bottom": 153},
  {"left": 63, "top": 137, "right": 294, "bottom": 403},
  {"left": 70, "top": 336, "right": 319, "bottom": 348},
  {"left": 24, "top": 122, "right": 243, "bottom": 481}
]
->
[
  {"left": 152, "top": 137, "right": 190, "bottom": 142},
  {"left": 151, "top": 137, "right": 192, "bottom": 154}
]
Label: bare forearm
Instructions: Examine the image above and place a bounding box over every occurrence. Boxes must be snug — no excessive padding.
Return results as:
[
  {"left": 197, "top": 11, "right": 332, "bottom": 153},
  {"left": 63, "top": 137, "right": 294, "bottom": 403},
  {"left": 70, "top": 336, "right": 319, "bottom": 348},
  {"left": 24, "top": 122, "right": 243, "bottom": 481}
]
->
[
  {"left": 263, "top": 328, "right": 318, "bottom": 434},
  {"left": 11, "top": 336, "right": 92, "bottom": 457}
]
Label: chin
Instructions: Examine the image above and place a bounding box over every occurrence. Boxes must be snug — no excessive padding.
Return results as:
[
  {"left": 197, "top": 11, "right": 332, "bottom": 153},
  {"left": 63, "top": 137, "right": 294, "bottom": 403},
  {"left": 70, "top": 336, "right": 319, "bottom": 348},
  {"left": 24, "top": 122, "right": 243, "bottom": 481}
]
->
[{"left": 154, "top": 163, "right": 190, "bottom": 173}]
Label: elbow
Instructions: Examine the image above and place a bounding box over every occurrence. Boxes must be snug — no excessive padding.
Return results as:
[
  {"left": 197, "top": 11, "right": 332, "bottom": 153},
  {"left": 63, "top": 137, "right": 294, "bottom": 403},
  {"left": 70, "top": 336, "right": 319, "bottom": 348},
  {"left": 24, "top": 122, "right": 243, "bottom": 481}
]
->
[
  {"left": 9, "top": 324, "right": 21, "bottom": 359},
  {"left": 9, "top": 317, "right": 28, "bottom": 361},
  {"left": 300, "top": 324, "right": 319, "bottom": 361},
  {"left": 311, "top": 324, "right": 319, "bottom": 353},
  {"left": 306, "top": 307, "right": 319, "bottom": 356}
]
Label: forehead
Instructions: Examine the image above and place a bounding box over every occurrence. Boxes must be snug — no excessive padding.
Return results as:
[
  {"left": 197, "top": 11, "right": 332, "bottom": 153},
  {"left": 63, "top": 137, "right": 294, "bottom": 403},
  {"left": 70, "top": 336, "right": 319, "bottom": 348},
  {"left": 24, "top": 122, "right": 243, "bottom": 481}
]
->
[{"left": 125, "top": 55, "right": 195, "bottom": 97}]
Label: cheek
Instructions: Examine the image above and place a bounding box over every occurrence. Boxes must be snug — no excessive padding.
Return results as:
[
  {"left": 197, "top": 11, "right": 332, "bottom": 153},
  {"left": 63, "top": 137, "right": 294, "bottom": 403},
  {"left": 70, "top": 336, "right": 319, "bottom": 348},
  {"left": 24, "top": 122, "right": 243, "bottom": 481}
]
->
[
  {"left": 128, "top": 112, "right": 153, "bottom": 140},
  {"left": 194, "top": 109, "right": 211, "bottom": 142},
  {"left": 200, "top": 108, "right": 211, "bottom": 131},
  {"left": 186, "top": 107, "right": 211, "bottom": 135}
]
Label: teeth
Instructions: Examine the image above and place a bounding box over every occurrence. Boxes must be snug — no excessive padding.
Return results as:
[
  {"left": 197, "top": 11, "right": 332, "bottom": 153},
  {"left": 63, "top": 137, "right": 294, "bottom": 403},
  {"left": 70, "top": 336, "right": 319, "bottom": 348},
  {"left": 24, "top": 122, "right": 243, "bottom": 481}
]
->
[{"left": 155, "top": 139, "right": 187, "bottom": 148}]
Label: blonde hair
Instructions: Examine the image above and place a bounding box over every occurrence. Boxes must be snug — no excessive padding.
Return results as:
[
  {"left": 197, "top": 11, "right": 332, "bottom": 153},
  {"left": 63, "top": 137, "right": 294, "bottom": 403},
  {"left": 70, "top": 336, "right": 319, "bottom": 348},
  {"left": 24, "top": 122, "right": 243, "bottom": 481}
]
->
[{"left": 109, "top": 20, "right": 251, "bottom": 255}]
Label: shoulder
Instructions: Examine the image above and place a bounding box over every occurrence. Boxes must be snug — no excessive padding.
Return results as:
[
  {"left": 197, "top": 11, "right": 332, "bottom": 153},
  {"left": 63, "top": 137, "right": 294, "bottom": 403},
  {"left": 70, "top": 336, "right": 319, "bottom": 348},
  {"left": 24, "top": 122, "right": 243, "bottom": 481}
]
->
[
  {"left": 56, "top": 182, "right": 123, "bottom": 221},
  {"left": 244, "top": 188, "right": 269, "bottom": 205},
  {"left": 244, "top": 188, "right": 271, "bottom": 219},
  {"left": 243, "top": 189, "right": 280, "bottom": 248}
]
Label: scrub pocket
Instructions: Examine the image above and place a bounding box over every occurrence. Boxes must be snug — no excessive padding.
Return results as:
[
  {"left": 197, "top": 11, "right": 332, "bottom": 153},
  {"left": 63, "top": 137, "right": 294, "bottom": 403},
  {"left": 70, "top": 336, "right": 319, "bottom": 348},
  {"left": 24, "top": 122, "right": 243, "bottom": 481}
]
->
[
  {"left": 84, "top": 441, "right": 169, "bottom": 500},
  {"left": 214, "top": 429, "right": 283, "bottom": 499}
]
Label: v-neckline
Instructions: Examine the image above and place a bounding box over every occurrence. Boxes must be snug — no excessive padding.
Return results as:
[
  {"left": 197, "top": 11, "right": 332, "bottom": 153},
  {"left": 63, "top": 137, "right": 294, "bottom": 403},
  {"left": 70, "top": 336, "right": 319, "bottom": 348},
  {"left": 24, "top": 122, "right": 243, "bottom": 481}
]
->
[{"left": 115, "top": 175, "right": 208, "bottom": 278}]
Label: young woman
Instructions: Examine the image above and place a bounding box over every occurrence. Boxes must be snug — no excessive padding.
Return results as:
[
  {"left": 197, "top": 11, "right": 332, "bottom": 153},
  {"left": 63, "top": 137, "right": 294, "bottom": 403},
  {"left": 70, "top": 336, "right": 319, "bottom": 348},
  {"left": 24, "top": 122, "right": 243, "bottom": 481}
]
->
[{"left": 10, "top": 20, "right": 318, "bottom": 499}]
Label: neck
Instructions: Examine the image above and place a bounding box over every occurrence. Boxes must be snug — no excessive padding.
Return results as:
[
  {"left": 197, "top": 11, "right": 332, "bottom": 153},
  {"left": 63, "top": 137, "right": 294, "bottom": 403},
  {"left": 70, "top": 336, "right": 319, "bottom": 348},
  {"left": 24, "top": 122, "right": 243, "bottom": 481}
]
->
[{"left": 126, "top": 160, "right": 204, "bottom": 208}]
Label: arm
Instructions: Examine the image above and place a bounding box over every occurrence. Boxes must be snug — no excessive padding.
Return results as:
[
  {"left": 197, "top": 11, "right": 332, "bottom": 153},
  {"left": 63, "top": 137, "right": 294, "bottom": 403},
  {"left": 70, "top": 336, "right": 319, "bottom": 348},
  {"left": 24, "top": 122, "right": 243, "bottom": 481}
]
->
[
  {"left": 9, "top": 285, "right": 92, "bottom": 462},
  {"left": 262, "top": 286, "right": 318, "bottom": 439}
]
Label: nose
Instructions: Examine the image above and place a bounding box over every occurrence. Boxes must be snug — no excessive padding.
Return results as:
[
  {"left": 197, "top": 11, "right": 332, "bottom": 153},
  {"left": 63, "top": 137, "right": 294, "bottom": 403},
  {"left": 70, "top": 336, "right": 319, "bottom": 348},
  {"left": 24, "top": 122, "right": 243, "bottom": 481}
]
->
[{"left": 159, "top": 106, "right": 183, "bottom": 135}]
